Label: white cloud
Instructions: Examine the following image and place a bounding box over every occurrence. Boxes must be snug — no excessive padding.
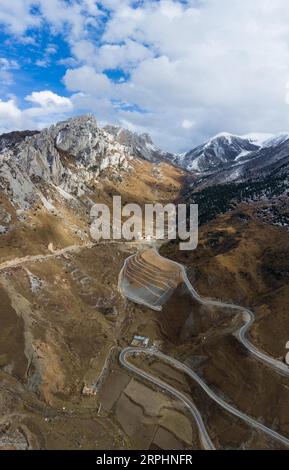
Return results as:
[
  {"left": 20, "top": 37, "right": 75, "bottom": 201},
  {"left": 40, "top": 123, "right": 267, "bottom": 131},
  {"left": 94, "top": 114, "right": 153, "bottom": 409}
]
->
[
  {"left": 182, "top": 119, "right": 194, "bottom": 130},
  {"left": 35, "top": 43, "right": 58, "bottom": 68},
  {"left": 0, "top": 92, "right": 73, "bottom": 134},
  {"left": 2, "top": 1, "right": 289, "bottom": 151},
  {"left": 0, "top": 58, "right": 19, "bottom": 70},
  {"left": 0, "top": 0, "right": 41, "bottom": 34},
  {"left": 35, "top": 59, "right": 49, "bottom": 68},
  {"left": 38, "top": 0, "right": 101, "bottom": 40},
  {"left": 57, "top": 57, "right": 79, "bottom": 68},
  {"left": 71, "top": 39, "right": 153, "bottom": 72},
  {"left": 0, "top": 0, "right": 101, "bottom": 39},
  {"left": 64, "top": 66, "right": 113, "bottom": 97},
  {"left": 25, "top": 90, "right": 73, "bottom": 111},
  {"left": 0, "top": 57, "right": 19, "bottom": 84},
  {"left": 0, "top": 98, "right": 21, "bottom": 120}
]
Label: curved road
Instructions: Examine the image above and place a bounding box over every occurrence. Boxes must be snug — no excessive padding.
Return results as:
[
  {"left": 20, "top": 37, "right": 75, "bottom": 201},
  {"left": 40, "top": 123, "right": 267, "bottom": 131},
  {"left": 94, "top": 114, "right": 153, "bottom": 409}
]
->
[
  {"left": 155, "top": 248, "right": 289, "bottom": 377},
  {"left": 3, "top": 240, "right": 287, "bottom": 449},
  {"left": 119, "top": 246, "right": 289, "bottom": 449},
  {"left": 120, "top": 347, "right": 289, "bottom": 449},
  {"left": 0, "top": 242, "right": 96, "bottom": 272},
  {"left": 119, "top": 347, "right": 215, "bottom": 450}
]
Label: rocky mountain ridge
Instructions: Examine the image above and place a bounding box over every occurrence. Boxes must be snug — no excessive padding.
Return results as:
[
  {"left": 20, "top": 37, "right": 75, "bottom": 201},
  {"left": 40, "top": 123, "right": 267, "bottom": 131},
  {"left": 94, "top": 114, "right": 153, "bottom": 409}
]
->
[
  {"left": 1, "top": 115, "right": 289, "bottom": 222},
  {"left": 0, "top": 115, "right": 133, "bottom": 210},
  {"left": 104, "top": 124, "right": 175, "bottom": 163},
  {"left": 103, "top": 126, "right": 289, "bottom": 189}
]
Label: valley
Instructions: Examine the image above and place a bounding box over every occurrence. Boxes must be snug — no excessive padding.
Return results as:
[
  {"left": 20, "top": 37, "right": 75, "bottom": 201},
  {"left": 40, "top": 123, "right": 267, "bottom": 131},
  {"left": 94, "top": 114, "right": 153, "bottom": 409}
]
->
[{"left": 1, "top": 116, "right": 289, "bottom": 450}]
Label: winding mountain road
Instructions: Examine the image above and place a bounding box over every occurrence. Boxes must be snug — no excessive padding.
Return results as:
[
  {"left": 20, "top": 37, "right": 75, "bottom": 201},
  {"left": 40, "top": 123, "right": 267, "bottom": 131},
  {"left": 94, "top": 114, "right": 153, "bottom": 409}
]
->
[
  {"left": 1, "top": 240, "right": 288, "bottom": 449},
  {"left": 120, "top": 347, "right": 289, "bottom": 449},
  {"left": 119, "top": 347, "right": 215, "bottom": 450},
  {"left": 118, "top": 246, "right": 289, "bottom": 450},
  {"left": 158, "top": 247, "right": 289, "bottom": 377}
]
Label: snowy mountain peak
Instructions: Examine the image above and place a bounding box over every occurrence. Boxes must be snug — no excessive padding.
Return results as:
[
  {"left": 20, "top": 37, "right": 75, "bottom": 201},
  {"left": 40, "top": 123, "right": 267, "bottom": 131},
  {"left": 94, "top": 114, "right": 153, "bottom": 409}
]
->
[
  {"left": 174, "top": 130, "right": 289, "bottom": 174},
  {"left": 175, "top": 133, "right": 259, "bottom": 173},
  {"left": 207, "top": 132, "right": 236, "bottom": 144},
  {"left": 242, "top": 132, "right": 274, "bottom": 146},
  {"left": 262, "top": 132, "right": 289, "bottom": 148}
]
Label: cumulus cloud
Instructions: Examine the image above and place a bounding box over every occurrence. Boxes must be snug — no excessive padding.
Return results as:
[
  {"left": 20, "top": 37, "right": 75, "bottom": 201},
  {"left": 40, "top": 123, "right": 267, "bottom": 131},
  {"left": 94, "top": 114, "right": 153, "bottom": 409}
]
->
[
  {"left": 64, "top": 66, "right": 113, "bottom": 97},
  {"left": 58, "top": 1, "right": 289, "bottom": 150},
  {"left": 2, "top": 1, "right": 289, "bottom": 151},
  {"left": 0, "top": 92, "right": 73, "bottom": 134},
  {"left": 0, "top": 98, "right": 21, "bottom": 121},
  {"left": 25, "top": 90, "right": 73, "bottom": 111}
]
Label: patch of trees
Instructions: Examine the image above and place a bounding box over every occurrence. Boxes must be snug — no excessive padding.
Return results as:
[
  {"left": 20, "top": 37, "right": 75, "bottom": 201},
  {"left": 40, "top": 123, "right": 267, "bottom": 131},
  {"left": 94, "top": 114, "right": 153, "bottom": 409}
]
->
[{"left": 183, "top": 171, "right": 289, "bottom": 225}]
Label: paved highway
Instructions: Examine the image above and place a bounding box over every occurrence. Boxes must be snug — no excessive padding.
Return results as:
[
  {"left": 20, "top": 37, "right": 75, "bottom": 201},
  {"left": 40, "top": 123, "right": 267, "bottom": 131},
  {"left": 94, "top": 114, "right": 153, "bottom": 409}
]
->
[
  {"left": 120, "top": 347, "right": 289, "bottom": 449},
  {"left": 156, "top": 248, "right": 289, "bottom": 377},
  {"left": 119, "top": 348, "right": 215, "bottom": 450},
  {"left": 118, "top": 246, "right": 289, "bottom": 449}
]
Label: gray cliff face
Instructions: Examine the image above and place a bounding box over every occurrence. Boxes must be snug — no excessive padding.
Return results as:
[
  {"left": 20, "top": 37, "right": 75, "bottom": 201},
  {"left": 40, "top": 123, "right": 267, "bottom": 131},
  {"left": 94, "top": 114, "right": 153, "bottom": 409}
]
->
[
  {"left": 104, "top": 125, "right": 175, "bottom": 163},
  {"left": 54, "top": 116, "right": 130, "bottom": 171},
  {"left": 0, "top": 130, "right": 39, "bottom": 153},
  {"left": 0, "top": 115, "right": 132, "bottom": 209}
]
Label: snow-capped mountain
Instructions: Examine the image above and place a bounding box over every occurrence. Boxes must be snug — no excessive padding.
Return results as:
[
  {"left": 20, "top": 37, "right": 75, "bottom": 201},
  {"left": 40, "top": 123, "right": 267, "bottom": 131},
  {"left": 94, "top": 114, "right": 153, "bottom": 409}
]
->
[
  {"left": 2, "top": 114, "right": 289, "bottom": 212},
  {"left": 181, "top": 131, "right": 289, "bottom": 227},
  {"left": 170, "top": 131, "right": 289, "bottom": 187},
  {"left": 192, "top": 132, "right": 289, "bottom": 188},
  {"left": 173, "top": 132, "right": 266, "bottom": 173},
  {"left": 104, "top": 125, "right": 175, "bottom": 163}
]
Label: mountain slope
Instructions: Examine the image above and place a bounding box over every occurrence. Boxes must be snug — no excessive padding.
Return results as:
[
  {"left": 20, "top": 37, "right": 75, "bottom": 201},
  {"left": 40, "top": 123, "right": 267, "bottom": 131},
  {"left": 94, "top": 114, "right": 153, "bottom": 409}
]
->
[
  {"left": 0, "top": 114, "right": 185, "bottom": 257},
  {"left": 0, "top": 115, "right": 134, "bottom": 210},
  {"left": 193, "top": 133, "right": 289, "bottom": 189},
  {"left": 174, "top": 133, "right": 261, "bottom": 173},
  {"left": 104, "top": 125, "right": 175, "bottom": 163}
]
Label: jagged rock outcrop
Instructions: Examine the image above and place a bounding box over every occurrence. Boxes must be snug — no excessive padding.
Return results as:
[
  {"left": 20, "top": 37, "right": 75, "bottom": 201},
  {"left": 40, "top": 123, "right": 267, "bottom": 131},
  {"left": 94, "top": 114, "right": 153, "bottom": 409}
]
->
[
  {"left": 104, "top": 124, "right": 175, "bottom": 163},
  {"left": 0, "top": 115, "right": 132, "bottom": 209},
  {"left": 0, "top": 130, "right": 39, "bottom": 153}
]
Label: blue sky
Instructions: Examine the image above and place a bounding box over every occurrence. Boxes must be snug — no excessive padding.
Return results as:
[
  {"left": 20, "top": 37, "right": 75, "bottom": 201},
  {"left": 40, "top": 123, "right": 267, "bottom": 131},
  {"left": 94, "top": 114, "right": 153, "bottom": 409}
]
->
[
  {"left": 1, "top": 0, "right": 289, "bottom": 152},
  {"left": 0, "top": 29, "right": 69, "bottom": 100}
]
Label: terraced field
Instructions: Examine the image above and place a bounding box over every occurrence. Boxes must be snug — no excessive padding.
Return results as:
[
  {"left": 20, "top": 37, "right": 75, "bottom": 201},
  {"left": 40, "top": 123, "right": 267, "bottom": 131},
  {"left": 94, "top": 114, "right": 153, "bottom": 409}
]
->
[{"left": 118, "top": 249, "right": 183, "bottom": 311}]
